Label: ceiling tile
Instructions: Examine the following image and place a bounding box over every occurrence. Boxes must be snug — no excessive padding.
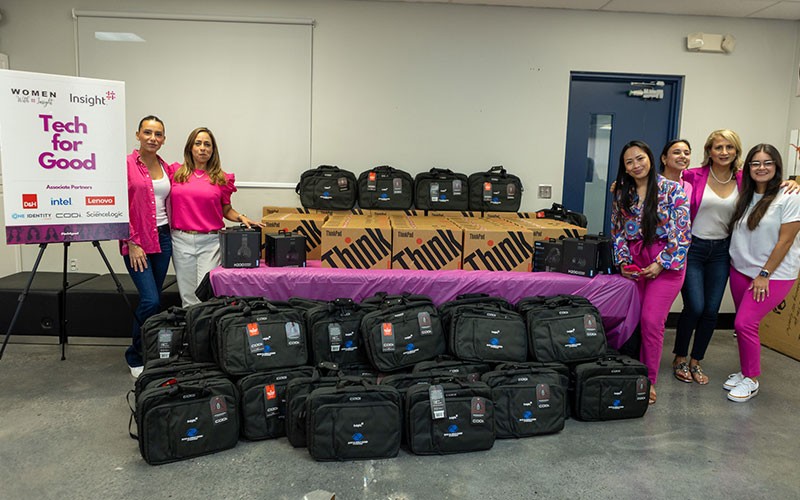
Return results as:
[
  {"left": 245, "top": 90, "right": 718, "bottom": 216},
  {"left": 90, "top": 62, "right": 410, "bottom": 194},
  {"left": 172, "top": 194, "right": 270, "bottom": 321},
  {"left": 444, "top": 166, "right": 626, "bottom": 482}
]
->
[{"left": 747, "top": 2, "right": 800, "bottom": 19}]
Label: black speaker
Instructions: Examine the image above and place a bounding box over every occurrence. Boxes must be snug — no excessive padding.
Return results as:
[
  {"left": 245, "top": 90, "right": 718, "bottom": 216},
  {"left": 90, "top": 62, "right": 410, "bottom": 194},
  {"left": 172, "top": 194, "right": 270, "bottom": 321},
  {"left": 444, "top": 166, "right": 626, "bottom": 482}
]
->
[
  {"left": 220, "top": 226, "right": 261, "bottom": 269},
  {"left": 265, "top": 230, "right": 307, "bottom": 268},
  {"left": 533, "top": 238, "right": 563, "bottom": 272},
  {"left": 0, "top": 272, "right": 98, "bottom": 337},
  {"left": 561, "top": 234, "right": 614, "bottom": 277}
]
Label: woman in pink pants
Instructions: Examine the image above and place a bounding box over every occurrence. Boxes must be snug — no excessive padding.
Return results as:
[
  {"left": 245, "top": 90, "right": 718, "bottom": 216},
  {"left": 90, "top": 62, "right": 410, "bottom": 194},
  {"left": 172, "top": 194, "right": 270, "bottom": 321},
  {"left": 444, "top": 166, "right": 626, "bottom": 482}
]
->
[
  {"left": 611, "top": 140, "right": 691, "bottom": 405},
  {"left": 726, "top": 144, "right": 800, "bottom": 402}
]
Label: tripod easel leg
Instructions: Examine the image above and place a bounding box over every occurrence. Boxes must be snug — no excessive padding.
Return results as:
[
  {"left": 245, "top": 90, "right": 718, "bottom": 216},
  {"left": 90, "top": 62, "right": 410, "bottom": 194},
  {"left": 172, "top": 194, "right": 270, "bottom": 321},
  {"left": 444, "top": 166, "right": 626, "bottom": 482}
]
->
[{"left": 0, "top": 244, "right": 48, "bottom": 361}]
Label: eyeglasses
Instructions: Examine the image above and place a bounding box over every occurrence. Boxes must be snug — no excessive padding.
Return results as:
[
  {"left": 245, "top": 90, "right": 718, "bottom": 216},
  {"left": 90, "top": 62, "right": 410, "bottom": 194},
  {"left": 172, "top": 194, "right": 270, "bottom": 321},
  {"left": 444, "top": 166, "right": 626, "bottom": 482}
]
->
[{"left": 749, "top": 160, "right": 775, "bottom": 168}]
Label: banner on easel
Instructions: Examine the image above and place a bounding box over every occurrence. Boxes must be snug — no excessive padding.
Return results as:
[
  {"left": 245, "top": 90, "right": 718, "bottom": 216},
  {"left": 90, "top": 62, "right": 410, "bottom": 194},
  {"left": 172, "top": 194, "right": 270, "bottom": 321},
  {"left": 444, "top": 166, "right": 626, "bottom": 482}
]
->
[{"left": 0, "top": 70, "right": 128, "bottom": 244}]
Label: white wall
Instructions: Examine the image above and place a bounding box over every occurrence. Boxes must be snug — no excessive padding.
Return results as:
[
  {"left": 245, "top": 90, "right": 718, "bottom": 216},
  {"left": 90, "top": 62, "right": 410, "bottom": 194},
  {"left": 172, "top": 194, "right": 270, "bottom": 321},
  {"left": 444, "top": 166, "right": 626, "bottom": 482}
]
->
[{"left": 1, "top": 0, "right": 798, "bottom": 310}]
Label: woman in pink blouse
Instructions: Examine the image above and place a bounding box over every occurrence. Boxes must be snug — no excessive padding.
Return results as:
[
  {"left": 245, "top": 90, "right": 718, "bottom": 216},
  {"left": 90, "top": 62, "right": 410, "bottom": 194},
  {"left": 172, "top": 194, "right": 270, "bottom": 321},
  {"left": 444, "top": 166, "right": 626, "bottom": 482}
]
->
[
  {"left": 121, "top": 115, "right": 175, "bottom": 378},
  {"left": 611, "top": 140, "right": 691, "bottom": 405},
  {"left": 169, "top": 127, "right": 262, "bottom": 307}
]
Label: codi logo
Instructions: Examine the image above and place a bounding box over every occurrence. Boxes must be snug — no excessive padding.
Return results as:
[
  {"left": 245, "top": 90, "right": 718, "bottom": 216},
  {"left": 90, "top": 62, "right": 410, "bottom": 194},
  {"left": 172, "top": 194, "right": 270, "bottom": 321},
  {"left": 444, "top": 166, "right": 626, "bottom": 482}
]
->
[{"left": 22, "top": 194, "right": 38, "bottom": 209}]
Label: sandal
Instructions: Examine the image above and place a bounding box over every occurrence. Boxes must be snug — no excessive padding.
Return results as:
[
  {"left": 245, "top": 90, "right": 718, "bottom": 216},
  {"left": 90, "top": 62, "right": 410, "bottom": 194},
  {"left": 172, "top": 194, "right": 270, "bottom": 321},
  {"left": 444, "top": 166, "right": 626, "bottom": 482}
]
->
[
  {"left": 649, "top": 386, "right": 657, "bottom": 405},
  {"left": 673, "top": 361, "right": 692, "bottom": 383},
  {"left": 690, "top": 364, "right": 709, "bottom": 385}
]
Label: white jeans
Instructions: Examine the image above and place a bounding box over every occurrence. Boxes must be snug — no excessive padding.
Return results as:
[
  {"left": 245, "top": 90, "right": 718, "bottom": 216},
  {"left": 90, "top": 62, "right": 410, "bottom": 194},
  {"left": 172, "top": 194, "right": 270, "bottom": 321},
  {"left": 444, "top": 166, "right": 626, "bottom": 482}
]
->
[{"left": 171, "top": 230, "right": 221, "bottom": 307}]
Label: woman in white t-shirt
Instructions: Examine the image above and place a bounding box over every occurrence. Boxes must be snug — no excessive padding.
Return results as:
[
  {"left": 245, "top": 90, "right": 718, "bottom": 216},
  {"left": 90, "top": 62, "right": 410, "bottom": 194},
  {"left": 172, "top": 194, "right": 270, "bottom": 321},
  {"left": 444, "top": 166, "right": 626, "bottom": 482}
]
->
[{"left": 725, "top": 144, "right": 800, "bottom": 402}]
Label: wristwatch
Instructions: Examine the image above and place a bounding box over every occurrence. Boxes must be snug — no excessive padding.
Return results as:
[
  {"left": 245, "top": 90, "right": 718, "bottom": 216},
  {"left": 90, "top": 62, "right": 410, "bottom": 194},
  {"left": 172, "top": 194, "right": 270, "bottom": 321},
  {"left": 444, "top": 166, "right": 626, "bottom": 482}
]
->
[{"left": 758, "top": 269, "right": 770, "bottom": 278}]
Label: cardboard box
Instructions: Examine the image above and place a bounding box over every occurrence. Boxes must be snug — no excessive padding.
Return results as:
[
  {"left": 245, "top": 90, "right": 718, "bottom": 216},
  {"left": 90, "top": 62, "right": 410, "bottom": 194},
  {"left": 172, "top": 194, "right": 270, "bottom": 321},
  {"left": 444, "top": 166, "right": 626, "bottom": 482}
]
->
[
  {"left": 320, "top": 215, "right": 392, "bottom": 269},
  {"left": 261, "top": 213, "right": 328, "bottom": 260},
  {"left": 366, "top": 208, "right": 419, "bottom": 217},
  {"left": 390, "top": 216, "right": 463, "bottom": 270},
  {"left": 483, "top": 211, "right": 541, "bottom": 219},
  {"left": 511, "top": 218, "right": 587, "bottom": 241},
  {"left": 262, "top": 206, "right": 362, "bottom": 217},
  {"left": 424, "top": 210, "right": 479, "bottom": 218},
  {"left": 454, "top": 218, "right": 534, "bottom": 272},
  {"left": 760, "top": 277, "right": 800, "bottom": 361}
]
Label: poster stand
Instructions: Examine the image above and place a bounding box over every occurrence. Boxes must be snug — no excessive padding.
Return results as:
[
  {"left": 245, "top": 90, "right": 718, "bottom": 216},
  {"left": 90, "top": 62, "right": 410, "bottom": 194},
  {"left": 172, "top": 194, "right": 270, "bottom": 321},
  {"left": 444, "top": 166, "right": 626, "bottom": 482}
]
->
[{"left": 0, "top": 241, "right": 140, "bottom": 362}]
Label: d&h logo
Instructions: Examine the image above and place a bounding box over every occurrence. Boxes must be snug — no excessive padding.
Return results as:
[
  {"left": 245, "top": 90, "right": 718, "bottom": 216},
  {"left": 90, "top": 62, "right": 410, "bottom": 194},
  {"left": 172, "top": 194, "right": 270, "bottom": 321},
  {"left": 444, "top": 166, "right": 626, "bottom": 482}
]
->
[{"left": 22, "top": 194, "right": 38, "bottom": 209}]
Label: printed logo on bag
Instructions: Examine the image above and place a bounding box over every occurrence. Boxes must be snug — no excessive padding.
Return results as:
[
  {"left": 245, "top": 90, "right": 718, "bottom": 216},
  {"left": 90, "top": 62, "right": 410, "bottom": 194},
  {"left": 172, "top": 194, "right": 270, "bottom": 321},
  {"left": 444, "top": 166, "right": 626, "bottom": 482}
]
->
[
  {"left": 264, "top": 384, "right": 277, "bottom": 400},
  {"left": 521, "top": 409, "right": 534, "bottom": 422},
  {"left": 608, "top": 398, "right": 624, "bottom": 411},
  {"left": 182, "top": 427, "right": 203, "bottom": 442},
  {"left": 348, "top": 432, "right": 368, "bottom": 446},
  {"left": 402, "top": 342, "right": 419, "bottom": 355},
  {"left": 444, "top": 424, "right": 462, "bottom": 438},
  {"left": 462, "top": 231, "right": 533, "bottom": 271},
  {"left": 487, "top": 337, "right": 503, "bottom": 349}
]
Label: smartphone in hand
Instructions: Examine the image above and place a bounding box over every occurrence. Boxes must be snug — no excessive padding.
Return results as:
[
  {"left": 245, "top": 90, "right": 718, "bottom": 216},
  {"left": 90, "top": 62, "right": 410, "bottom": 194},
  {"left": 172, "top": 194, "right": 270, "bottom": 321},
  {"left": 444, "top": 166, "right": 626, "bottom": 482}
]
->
[{"left": 623, "top": 264, "right": 643, "bottom": 274}]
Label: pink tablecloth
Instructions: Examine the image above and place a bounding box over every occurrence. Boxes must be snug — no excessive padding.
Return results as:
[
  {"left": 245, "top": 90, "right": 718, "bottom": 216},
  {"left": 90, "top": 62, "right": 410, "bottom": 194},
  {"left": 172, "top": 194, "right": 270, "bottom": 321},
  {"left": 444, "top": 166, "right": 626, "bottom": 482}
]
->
[{"left": 209, "top": 262, "right": 641, "bottom": 349}]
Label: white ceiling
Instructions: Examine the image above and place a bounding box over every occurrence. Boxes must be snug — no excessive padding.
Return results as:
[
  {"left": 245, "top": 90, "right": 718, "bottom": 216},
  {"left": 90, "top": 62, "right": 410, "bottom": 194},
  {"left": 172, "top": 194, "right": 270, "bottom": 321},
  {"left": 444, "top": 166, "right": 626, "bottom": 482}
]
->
[{"left": 369, "top": 0, "right": 800, "bottom": 20}]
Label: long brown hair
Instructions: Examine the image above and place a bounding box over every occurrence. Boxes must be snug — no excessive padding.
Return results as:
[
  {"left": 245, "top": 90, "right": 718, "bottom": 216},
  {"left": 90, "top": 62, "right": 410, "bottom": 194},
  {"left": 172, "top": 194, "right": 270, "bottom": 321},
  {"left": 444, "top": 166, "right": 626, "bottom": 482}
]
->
[
  {"left": 729, "top": 144, "right": 784, "bottom": 231},
  {"left": 173, "top": 127, "right": 227, "bottom": 185}
]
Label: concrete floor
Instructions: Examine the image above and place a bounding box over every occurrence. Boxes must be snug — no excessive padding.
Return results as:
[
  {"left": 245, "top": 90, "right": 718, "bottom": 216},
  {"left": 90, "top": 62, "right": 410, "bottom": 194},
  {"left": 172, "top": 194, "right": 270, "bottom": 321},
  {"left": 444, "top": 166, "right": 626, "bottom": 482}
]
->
[{"left": 0, "top": 329, "right": 798, "bottom": 500}]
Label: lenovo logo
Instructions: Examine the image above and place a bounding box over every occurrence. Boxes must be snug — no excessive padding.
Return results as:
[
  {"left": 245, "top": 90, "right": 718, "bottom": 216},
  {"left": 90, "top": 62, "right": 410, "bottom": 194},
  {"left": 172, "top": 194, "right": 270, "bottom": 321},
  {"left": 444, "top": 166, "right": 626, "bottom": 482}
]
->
[
  {"left": 22, "top": 194, "right": 38, "bottom": 209},
  {"left": 86, "top": 196, "right": 115, "bottom": 206},
  {"left": 463, "top": 231, "right": 533, "bottom": 271},
  {"left": 392, "top": 229, "right": 462, "bottom": 270}
]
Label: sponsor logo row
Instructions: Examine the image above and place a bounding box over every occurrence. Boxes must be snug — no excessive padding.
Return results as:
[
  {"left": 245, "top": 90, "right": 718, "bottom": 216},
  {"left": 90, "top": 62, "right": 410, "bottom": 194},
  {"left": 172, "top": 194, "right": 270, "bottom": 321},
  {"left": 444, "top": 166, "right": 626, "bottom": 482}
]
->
[
  {"left": 21, "top": 194, "right": 115, "bottom": 209},
  {"left": 11, "top": 210, "right": 124, "bottom": 220}
]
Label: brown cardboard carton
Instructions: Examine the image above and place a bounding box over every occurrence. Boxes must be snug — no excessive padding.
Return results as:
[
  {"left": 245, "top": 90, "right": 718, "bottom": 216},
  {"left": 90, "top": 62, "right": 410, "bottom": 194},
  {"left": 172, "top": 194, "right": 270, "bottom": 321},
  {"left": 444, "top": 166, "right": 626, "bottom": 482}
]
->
[
  {"left": 320, "top": 215, "right": 392, "bottom": 269},
  {"left": 424, "top": 210, "right": 479, "bottom": 218},
  {"left": 261, "top": 213, "right": 328, "bottom": 260},
  {"left": 366, "top": 209, "right": 419, "bottom": 217},
  {"left": 389, "top": 216, "right": 462, "bottom": 270},
  {"left": 262, "top": 206, "right": 362, "bottom": 217},
  {"left": 760, "top": 277, "right": 800, "bottom": 361},
  {"left": 483, "top": 211, "right": 541, "bottom": 219},
  {"left": 511, "top": 218, "right": 587, "bottom": 241},
  {"left": 454, "top": 218, "right": 534, "bottom": 272}
]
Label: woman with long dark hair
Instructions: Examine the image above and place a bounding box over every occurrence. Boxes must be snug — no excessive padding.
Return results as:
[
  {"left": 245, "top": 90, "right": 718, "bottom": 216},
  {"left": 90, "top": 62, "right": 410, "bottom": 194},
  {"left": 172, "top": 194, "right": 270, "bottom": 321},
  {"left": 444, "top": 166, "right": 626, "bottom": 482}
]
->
[
  {"left": 725, "top": 144, "right": 800, "bottom": 402},
  {"left": 611, "top": 140, "right": 691, "bottom": 404}
]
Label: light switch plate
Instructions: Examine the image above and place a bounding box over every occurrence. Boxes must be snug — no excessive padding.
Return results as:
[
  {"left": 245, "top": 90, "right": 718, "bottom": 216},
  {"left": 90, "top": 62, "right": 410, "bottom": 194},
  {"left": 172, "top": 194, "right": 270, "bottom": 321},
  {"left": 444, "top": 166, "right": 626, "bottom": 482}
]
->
[{"left": 538, "top": 184, "right": 552, "bottom": 199}]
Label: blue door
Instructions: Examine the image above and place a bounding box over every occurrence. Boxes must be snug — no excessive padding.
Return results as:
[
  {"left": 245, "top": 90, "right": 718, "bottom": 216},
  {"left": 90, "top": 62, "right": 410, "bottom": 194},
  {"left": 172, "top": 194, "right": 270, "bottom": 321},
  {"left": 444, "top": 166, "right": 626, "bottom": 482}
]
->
[{"left": 562, "top": 72, "right": 683, "bottom": 234}]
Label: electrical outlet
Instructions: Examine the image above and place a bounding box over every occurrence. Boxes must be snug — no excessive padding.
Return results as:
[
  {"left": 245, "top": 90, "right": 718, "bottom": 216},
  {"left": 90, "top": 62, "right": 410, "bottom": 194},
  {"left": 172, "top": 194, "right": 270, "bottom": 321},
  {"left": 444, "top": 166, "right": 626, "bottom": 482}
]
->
[
  {"left": 69, "top": 258, "right": 78, "bottom": 271},
  {"left": 537, "top": 184, "right": 552, "bottom": 199}
]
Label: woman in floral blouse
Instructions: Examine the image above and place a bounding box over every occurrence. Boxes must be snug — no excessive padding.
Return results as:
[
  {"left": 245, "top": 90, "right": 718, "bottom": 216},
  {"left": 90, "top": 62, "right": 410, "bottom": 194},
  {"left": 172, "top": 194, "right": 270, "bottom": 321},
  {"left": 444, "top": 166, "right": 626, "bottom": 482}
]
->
[{"left": 611, "top": 140, "right": 692, "bottom": 405}]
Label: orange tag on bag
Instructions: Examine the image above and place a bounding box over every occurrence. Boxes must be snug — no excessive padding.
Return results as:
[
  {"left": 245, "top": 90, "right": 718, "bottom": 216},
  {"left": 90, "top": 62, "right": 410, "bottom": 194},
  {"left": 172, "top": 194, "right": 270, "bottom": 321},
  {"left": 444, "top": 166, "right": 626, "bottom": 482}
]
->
[{"left": 265, "top": 384, "right": 277, "bottom": 400}]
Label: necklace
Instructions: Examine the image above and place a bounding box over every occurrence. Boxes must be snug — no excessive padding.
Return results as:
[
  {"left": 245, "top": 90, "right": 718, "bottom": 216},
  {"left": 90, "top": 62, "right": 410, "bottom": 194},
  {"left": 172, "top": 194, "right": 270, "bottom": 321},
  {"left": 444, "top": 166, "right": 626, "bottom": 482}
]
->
[
  {"left": 193, "top": 169, "right": 206, "bottom": 179},
  {"left": 709, "top": 167, "right": 733, "bottom": 184}
]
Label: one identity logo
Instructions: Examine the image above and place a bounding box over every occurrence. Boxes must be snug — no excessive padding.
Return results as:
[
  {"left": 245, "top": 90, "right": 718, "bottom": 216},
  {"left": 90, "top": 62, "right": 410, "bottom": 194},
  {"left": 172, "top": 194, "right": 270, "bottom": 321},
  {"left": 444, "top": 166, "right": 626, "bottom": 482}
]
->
[{"left": 22, "top": 194, "right": 38, "bottom": 209}]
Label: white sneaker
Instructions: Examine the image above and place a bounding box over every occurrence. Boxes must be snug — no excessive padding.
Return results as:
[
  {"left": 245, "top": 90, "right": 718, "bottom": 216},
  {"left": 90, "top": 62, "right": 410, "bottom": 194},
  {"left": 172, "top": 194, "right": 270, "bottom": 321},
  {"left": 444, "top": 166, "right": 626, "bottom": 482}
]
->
[
  {"left": 723, "top": 372, "right": 744, "bottom": 391},
  {"left": 129, "top": 365, "right": 144, "bottom": 379},
  {"left": 727, "top": 377, "right": 759, "bottom": 402}
]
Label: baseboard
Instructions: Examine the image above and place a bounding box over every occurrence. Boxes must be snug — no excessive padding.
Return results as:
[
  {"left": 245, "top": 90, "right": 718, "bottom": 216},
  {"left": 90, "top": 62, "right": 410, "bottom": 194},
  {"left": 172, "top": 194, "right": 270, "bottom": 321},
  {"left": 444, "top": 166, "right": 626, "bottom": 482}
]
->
[{"left": 666, "top": 312, "right": 735, "bottom": 330}]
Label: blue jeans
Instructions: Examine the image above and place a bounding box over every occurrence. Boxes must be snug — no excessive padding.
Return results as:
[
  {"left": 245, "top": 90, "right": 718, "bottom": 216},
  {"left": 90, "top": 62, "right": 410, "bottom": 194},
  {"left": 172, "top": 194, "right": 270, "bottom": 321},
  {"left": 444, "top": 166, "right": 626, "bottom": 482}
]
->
[
  {"left": 673, "top": 236, "right": 731, "bottom": 361},
  {"left": 123, "top": 225, "right": 172, "bottom": 367}
]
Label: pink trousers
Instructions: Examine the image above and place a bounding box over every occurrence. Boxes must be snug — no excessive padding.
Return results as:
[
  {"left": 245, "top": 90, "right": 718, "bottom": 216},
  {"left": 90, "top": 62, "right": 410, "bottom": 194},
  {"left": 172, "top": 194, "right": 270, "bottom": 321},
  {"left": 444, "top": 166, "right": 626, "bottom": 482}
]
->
[
  {"left": 630, "top": 241, "right": 686, "bottom": 385},
  {"left": 729, "top": 267, "right": 796, "bottom": 378}
]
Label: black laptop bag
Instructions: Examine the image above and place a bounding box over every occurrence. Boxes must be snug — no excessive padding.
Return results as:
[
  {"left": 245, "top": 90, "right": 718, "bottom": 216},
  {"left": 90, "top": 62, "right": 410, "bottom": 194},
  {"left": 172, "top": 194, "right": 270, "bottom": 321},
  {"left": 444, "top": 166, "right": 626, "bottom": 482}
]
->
[
  {"left": 135, "top": 375, "right": 239, "bottom": 465},
  {"left": 141, "top": 307, "right": 187, "bottom": 366},
  {"left": 306, "top": 380, "right": 403, "bottom": 461},
  {"left": 305, "top": 298, "right": 372, "bottom": 368},
  {"left": 360, "top": 293, "right": 446, "bottom": 372},
  {"left": 213, "top": 300, "right": 308, "bottom": 376},
  {"left": 405, "top": 379, "right": 495, "bottom": 455},
  {"left": 439, "top": 294, "right": 527, "bottom": 363},
  {"left": 296, "top": 165, "right": 358, "bottom": 210},
  {"left": 481, "top": 366, "right": 567, "bottom": 438},
  {"left": 236, "top": 366, "right": 315, "bottom": 441},
  {"left": 357, "top": 165, "right": 415, "bottom": 210},
  {"left": 572, "top": 355, "right": 650, "bottom": 421},
  {"left": 284, "top": 372, "right": 348, "bottom": 448},
  {"left": 414, "top": 168, "right": 470, "bottom": 211},
  {"left": 411, "top": 356, "right": 493, "bottom": 382},
  {"left": 468, "top": 165, "right": 523, "bottom": 212},
  {"left": 516, "top": 295, "right": 607, "bottom": 363}
]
